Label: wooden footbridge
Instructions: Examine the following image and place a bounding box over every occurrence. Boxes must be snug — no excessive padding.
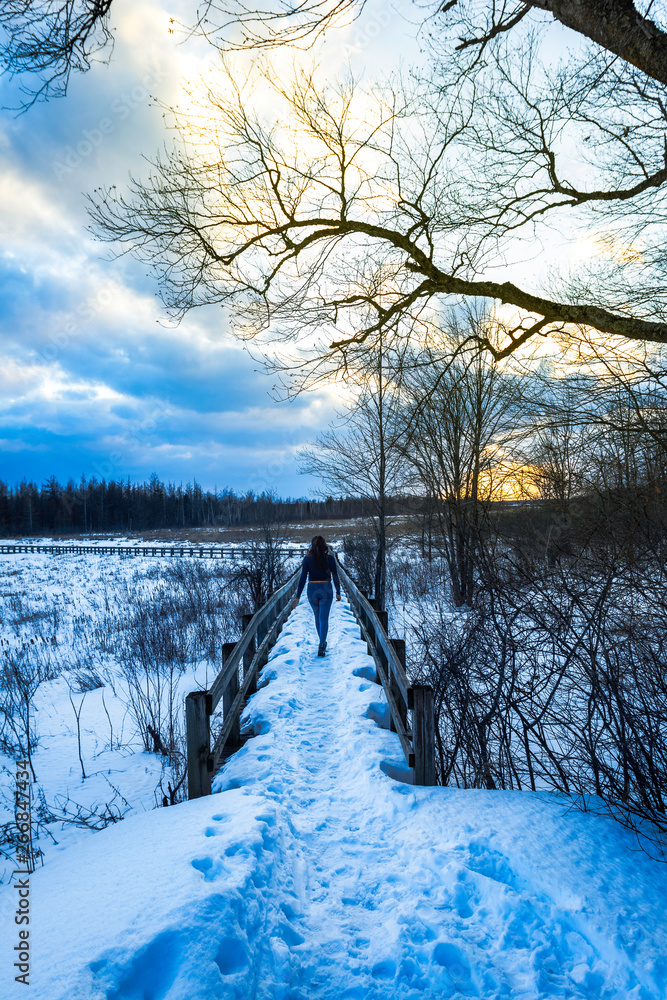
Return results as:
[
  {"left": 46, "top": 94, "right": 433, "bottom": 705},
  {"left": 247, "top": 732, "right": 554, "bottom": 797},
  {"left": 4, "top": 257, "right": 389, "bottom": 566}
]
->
[{"left": 185, "top": 557, "right": 436, "bottom": 796}]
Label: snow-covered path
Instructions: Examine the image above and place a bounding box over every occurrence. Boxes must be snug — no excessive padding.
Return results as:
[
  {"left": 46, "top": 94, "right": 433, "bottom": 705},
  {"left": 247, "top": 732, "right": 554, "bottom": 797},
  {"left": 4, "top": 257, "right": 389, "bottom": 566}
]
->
[{"left": 3, "top": 597, "right": 667, "bottom": 999}]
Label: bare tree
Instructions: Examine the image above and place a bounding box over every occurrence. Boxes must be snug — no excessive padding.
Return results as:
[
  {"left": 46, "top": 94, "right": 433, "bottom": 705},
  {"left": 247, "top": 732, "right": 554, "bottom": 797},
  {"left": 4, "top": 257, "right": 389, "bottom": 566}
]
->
[
  {"left": 299, "top": 336, "right": 408, "bottom": 609},
  {"left": 401, "top": 308, "right": 525, "bottom": 606},
  {"left": 88, "top": 54, "right": 667, "bottom": 386},
  {"left": 230, "top": 520, "right": 288, "bottom": 611},
  {"left": 198, "top": 0, "right": 667, "bottom": 92},
  {"left": 437, "top": 0, "right": 667, "bottom": 88},
  {"left": 6, "top": 1, "right": 667, "bottom": 103},
  {"left": 528, "top": 407, "right": 587, "bottom": 507}
]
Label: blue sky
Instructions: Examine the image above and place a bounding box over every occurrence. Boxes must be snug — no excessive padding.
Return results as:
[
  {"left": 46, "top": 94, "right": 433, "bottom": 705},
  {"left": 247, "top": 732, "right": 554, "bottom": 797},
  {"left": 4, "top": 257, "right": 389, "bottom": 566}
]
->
[{"left": 0, "top": 0, "right": 421, "bottom": 496}]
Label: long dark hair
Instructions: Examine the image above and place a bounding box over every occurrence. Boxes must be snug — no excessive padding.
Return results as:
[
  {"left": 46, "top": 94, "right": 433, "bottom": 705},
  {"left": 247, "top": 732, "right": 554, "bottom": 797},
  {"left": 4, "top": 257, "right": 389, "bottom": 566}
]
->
[{"left": 308, "top": 535, "right": 329, "bottom": 573}]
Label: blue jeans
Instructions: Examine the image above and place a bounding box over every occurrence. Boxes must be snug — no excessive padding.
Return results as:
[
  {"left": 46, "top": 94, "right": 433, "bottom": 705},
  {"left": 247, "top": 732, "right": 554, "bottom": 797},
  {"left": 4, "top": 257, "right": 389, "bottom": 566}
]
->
[{"left": 307, "top": 582, "right": 333, "bottom": 644}]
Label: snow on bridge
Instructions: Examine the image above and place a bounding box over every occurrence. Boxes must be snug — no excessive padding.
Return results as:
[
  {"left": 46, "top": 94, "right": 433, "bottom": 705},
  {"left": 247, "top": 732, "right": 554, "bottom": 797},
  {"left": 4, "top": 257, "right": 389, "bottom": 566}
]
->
[{"left": 2, "top": 598, "right": 667, "bottom": 999}]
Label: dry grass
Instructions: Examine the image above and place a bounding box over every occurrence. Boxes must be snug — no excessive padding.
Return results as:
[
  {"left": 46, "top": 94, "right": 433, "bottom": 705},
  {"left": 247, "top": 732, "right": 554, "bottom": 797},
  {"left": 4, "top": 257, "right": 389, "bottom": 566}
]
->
[{"left": 22, "top": 516, "right": 423, "bottom": 546}]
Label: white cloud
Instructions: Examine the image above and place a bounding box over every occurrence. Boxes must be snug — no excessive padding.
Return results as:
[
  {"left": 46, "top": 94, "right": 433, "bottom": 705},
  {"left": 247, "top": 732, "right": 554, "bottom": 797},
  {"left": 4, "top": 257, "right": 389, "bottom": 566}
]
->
[{"left": 0, "top": 0, "right": 424, "bottom": 492}]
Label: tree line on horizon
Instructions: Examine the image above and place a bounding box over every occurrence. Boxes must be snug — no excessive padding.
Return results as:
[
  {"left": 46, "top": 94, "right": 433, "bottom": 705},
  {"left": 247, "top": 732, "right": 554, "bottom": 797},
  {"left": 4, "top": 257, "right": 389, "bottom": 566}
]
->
[{"left": 0, "top": 475, "right": 376, "bottom": 536}]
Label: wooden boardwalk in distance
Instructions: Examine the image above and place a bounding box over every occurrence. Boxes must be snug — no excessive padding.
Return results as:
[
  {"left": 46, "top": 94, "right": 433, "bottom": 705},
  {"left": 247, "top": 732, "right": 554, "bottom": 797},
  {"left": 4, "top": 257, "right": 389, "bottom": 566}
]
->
[{"left": 0, "top": 543, "right": 305, "bottom": 559}]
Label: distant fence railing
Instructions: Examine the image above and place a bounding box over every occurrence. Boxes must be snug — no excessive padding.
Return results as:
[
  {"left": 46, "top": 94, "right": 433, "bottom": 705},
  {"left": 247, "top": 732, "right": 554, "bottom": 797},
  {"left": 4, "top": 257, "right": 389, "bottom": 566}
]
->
[
  {"left": 185, "top": 568, "right": 300, "bottom": 798},
  {"left": 336, "top": 558, "right": 436, "bottom": 786},
  {"left": 0, "top": 543, "right": 305, "bottom": 559}
]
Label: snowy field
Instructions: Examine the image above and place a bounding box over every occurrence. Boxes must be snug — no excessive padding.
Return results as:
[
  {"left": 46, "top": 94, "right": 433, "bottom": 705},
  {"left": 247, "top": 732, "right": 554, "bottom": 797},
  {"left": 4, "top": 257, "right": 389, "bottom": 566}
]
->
[
  {"left": 0, "top": 549, "right": 260, "bottom": 885},
  {"left": 1, "top": 571, "right": 666, "bottom": 999}
]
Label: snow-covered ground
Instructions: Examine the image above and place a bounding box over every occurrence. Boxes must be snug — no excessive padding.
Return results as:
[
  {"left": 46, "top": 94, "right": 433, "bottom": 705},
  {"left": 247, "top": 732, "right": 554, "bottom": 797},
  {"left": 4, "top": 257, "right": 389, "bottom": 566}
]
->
[
  {"left": 0, "top": 552, "right": 253, "bottom": 884},
  {"left": 1, "top": 593, "right": 666, "bottom": 999}
]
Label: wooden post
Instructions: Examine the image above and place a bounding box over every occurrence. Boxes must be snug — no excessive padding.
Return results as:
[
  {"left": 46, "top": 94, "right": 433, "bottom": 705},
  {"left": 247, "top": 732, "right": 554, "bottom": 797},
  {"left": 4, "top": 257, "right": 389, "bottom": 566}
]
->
[
  {"left": 256, "top": 615, "right": 269, "bottom": 668},
  {"left": 388, "top": 638, "right": 408, "bottom": 732},
  {"left": 376, "top": 611, "right": 390, "bottom": 680},
  {"left": 409, "top": 685, "right": 436, "bottom": 786},
  {"left": 361, "top": 603, "right": 374, "bottom": 659},
  {"left": 222, "top": 642, "right": 241, "bottom": 750},
  {"left": 241, "top": 610, "right": 255, "bottom": 672},
  {"left": 186, "top": 691, "right": 211, "bottom": 799}
]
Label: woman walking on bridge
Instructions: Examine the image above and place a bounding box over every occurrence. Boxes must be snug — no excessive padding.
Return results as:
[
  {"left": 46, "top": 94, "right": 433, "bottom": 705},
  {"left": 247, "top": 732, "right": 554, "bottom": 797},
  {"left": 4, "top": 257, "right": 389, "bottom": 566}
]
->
[{"left": 292, "top": 536, "right": 341, "bottom": 656}]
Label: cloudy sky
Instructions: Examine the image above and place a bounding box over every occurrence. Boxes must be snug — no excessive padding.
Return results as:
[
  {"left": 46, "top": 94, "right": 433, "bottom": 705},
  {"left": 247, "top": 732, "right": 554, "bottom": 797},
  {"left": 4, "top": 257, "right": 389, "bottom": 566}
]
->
[{"left": 0, "top": 0, "right": 422, "bottom": 496}]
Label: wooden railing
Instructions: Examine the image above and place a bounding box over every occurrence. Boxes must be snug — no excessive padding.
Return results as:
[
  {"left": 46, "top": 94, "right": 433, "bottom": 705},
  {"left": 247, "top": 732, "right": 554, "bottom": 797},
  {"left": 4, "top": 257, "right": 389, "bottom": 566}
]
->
[
  {"left": 185, "top": 568, "right": 300, "bottom": 798},
  {"left": 0, "top": 543, "right": 305, "bottom": 559},
  {"left": 336, "top": 559, "right": 436, "bottom": 786}
]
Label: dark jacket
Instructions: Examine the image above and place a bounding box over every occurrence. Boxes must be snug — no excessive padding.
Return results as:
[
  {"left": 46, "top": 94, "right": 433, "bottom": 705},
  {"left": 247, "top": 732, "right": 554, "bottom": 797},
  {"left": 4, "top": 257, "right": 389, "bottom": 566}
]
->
[{"left": 296, "top": 553, "right": 341, "bottom": 599}]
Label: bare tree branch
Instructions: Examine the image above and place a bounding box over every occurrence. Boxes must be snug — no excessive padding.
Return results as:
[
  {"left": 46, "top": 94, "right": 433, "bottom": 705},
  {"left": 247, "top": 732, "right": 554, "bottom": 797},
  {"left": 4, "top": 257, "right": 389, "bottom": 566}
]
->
[
  {"left": 527, "top": 0, "right": 667, "bottom": 87},
  {"left": 0, "top": 0, "right": 114, "bottom": 109}
]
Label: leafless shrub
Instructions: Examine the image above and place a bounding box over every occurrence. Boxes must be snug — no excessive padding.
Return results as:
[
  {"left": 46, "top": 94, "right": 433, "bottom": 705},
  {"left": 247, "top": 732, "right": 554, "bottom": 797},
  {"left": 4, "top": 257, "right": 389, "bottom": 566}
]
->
[
  {"left": 0, "top": 647, "right": 59, "bottom": 779},
  {"left": 0, "top": 816, "right": 42, "bottom": 873},
  {"left": 229, "top": 525, "right": 288, "bottom": 612},
  {"left": 411, "top": 553, "right": 667, "bottom": 856},
  {"left": 49, "top": 779, "right": 131, "bottom": 831},
  {"left": 119, "top": 643, "right": 184, "bottom": 753},
  {"left": 155, "top": 754, "right": 188, "bottom": 807},
  {"left": 387, "top": 554, "right": 446, "bottom": 603},
  {"left": 342, "top": 534, "right": 376, "bottom": 594},
  {"left": 126, "top": 588, "right": 191, "bottom": 666},
  {"left": 71, "top": 657, "right": 105, "bottom": 692},
  {"left": 162, "top": 558, "right": 248, "bottom": 655}
]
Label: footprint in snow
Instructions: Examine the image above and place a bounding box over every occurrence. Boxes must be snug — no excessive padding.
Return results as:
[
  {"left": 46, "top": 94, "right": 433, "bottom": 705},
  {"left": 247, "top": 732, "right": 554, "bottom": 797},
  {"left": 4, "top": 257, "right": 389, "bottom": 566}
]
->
[
  {"left": 191, "top": 856, "right": 226, "bottom": 881},
  {"left": 214, "top": 936, "right": 249, "bottom": 976},
  {"left": 91, "top": 929, "right": 183, "bottom": 1000},
  {"left": 453, "top": 872, "right": 476, "bottom": 918},
  {"left": 432, "top": 942, "right": 475, "bottom": 992},
  {"left": 372, "top": 958, "right": 397, "bottom": 979},
  {"left": 459, "top": 838, "right": 521, "bottom": 890}
]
